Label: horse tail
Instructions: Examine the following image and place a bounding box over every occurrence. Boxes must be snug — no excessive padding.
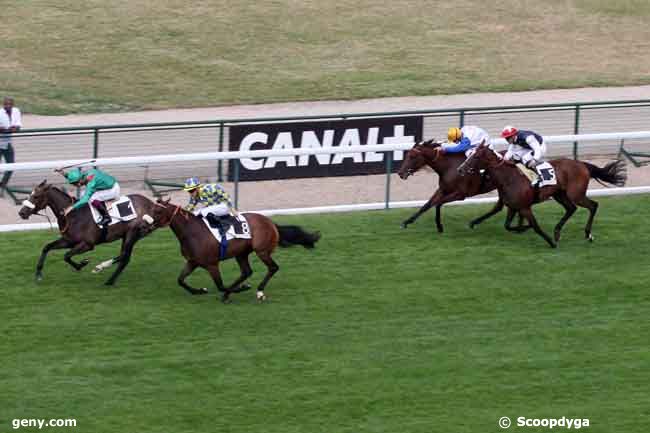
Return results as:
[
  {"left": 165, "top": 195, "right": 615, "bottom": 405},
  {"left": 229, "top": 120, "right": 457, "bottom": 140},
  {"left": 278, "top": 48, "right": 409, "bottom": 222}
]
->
[
  {"left": 275, "top": 224, "right": 321, "bottom": 249},
  {"left": 583, "top": 160, "right": 627, "bottom": 188}
]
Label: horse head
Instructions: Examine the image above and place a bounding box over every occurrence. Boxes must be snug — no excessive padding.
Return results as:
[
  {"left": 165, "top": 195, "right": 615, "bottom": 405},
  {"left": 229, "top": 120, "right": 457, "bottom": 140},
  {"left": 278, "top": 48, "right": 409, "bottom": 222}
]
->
[
  {"left": 398, "top": 139, "right": 443, "bottom": 180},
  {"left": 152, "top": 197, "right": 181, "bottom": 227},
  {"left": 458, "top": 142, "right": 498, "bottom": 176},
  {"left": 18, "top": 180, "right": 51, "bottom": 220}
]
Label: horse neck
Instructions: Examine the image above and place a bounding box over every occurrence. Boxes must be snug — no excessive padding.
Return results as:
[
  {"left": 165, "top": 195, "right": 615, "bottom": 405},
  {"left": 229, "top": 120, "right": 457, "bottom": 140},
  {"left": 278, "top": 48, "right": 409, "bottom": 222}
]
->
[
  {"left": 168, "top": 208, "right": 196, "bottom": 241},
  {"left": 47, "top": 187, "right": 74, "bottom": 216},
  {"left": 427, "top": 152, "right": 458, "bottom": 175},
  {"left": 485, "top": 160, "right": 518, "bottom": 188}
]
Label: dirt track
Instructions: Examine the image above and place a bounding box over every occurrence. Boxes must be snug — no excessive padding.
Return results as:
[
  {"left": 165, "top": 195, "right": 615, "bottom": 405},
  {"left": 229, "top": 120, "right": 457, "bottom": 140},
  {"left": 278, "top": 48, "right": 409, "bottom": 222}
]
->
[{"left": 3, "top": 85, "right": 650, "bottom": 226}]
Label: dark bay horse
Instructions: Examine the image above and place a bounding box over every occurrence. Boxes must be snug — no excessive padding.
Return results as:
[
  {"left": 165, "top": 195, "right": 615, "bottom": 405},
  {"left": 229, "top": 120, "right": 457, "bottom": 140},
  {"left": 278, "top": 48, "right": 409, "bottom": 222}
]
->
[
  {"left": 397, "top": 139, "right": 518, "bottom": 232},
  {"left": 151, "top": 199, "right": 321, "bottom": 303},
  {"left": 458, "top": 144, "right": 627, "bottom": 247},
  {"left": 18, "top": 181, "right": 158, "bottom": 284}
]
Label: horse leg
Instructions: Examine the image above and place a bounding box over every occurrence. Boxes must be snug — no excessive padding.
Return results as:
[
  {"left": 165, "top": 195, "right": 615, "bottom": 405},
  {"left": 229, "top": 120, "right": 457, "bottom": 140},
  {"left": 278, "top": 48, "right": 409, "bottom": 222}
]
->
[
  {"left": 575, "top": 196, "right": 599, "bottom": 242},
  {"left": 253, "top": 249, "right": 279, "bottom": 302},
  {"left": 552, "top": 191, "right": 577, "bottom": 242},
  {"left": 519, "top": 207, "right": 556, "bottom": 248},
  {"left": 104, "top": 231, "right": 139, "bottom": 285},
  {"left": 35, "top": 237, "right": 71, "bottom": 281},
  {"left": 224, "top": 254, "right": 254, "bottom": 293},
  {"left": 204, "top": 264, "right": 232, "bottom": 303},
  {"left": 64, "top": 241, "right": 94, "bottom": 271},
  {"left": 401, "top": 190, "right": 442, "bottom": 229},
  {"left": 177, "top": 261, "right": 208, "bottom": 295},
  {"left": 469, "top": 197, "right": 504, "bottom": 229},
  {"left": 431, "top": 191, "right": 465, "bottom": 233},
  {"left": 503, "top": 208, "right": 531, "bottom": 233},
  {"left": 94, "top": 237, "right": 127, "bottom": 274}
]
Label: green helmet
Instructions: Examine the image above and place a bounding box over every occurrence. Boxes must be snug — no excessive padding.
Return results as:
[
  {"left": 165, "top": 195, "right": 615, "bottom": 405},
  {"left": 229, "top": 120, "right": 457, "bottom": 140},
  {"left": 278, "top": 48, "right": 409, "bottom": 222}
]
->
[{"left": 65, "top": 168, "right": 83, "bottom": 184}]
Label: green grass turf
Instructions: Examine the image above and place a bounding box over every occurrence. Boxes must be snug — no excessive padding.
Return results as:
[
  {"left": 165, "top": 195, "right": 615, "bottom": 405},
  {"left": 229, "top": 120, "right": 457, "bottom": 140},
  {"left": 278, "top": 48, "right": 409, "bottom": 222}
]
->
[
  {"left": 3, "top": 0, "right": 650, "bottom": 115},
  {"left": 1, "top": 195, "right": 649, "bottom": 432}
]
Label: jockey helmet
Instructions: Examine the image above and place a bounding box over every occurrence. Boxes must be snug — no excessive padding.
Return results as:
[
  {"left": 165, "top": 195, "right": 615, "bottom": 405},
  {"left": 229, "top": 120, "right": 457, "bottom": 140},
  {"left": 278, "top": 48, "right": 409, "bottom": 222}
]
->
[
  {"left": 501, "top": 125, "right": 518, "bottom": 139},
  {"left": 65, "top": 168, "right": 83, "bottom": 184},
  {"left": 447, "top": 127, "right": 462, "bottom": 142},
  {"left": 183, "top": 177, "right": 202, "bottom": 191}
]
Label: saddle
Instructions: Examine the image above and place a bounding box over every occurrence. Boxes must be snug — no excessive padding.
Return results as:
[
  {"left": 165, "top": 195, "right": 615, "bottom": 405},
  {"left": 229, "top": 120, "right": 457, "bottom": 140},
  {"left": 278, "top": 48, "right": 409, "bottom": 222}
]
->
[
  {"left": 202, "top": 214, "right": 252, "bottom": 242},
  {"left": 515, "top": 162, "right": 557, "bottom": 187},
  {"left": 88, "top": 196, "right": 137, "bottom": 226}
]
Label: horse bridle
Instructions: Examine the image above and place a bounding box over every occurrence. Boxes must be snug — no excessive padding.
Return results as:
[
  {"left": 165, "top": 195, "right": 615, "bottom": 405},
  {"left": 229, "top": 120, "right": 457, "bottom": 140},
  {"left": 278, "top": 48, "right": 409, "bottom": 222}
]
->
[{"left": 154, "top": 202, "right": 187, "bottom": 227}]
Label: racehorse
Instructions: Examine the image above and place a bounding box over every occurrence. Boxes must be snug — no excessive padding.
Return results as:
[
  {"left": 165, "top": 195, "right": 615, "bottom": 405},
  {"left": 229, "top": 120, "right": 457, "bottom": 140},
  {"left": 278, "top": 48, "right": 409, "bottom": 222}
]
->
[
  {"left": 18, "top": 180, "right": 158, "bottom": 284},
  {"left": 397, "top": 139, "right": 524, "bottom": 232},
  {"left": 150, "top": 199, "right": 321, "bottom": 303},
  {"left": 458, "top": 144, "right": 627, "bottom": 247}
]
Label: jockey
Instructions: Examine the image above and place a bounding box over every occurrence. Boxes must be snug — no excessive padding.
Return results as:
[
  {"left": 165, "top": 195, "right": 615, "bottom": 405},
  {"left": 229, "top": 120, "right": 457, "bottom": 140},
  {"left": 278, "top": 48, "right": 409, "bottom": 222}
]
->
[
  {"left": 501, "top": 126, "right": 547, "bottom": 177},
  {"left": 183, "top": 177, "right": 235, "bottom": 234},
  {"left": 441, "top": 125, "right": 493, "bottom": 157},
  {"left": 58, "top": 167, "right": 120, "bottom": 227}
]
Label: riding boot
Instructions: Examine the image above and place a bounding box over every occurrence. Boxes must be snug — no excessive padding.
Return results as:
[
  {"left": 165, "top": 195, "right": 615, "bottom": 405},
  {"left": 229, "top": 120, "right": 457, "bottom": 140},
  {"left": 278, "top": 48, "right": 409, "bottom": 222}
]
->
[
  {"left": 93, "top": 201, "right": 111, "bottom": 227},
  {"left": 205, "top": 213, "right": 226, "bottom": 235}
]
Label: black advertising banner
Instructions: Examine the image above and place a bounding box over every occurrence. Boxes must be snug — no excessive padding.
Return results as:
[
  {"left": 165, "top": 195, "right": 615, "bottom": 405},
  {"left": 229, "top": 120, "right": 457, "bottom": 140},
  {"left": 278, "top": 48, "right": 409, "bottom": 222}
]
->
[{"left": 228, "top": 116, "right": 423, "bottom": 181}]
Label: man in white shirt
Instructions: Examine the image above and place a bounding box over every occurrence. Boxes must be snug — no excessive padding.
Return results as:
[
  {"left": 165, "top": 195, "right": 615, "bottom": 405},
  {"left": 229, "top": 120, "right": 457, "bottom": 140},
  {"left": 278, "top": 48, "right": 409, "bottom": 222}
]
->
[{"left": 0, "top": 97, "right": 22, "bottom": 189}]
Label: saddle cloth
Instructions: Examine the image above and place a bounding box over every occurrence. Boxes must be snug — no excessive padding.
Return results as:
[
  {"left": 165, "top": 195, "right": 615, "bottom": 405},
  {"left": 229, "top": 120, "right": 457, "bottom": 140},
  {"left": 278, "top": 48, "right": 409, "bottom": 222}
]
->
[
  {"left": 516, "top": 162, "right": 557, "bottom": 186},
  {"left": 88, "top": 196, "right": 137, "bottom": 226},
  {"left": 202, "top": 214, "right": 253, "bottom": 242}
]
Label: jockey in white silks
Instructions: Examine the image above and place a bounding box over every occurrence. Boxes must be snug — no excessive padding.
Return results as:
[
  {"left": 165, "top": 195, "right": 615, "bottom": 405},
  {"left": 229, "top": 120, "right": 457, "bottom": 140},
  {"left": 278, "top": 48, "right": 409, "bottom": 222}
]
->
[{"left": 501, "top": 125, "right": 548, "bottom": 185}]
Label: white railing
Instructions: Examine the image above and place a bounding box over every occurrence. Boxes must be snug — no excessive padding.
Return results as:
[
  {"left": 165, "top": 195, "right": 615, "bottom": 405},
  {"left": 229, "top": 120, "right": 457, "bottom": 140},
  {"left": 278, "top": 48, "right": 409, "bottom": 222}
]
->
[
  {"left": 4, "top": 186, "right": 650, "bottom": 233},
  {"left": 1, "top": 130, "right": 650, "bottom": 172}
]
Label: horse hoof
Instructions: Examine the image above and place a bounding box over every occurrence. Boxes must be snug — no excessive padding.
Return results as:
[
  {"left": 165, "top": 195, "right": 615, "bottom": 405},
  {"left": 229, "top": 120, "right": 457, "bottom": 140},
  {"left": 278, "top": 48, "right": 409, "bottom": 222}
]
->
[
  {"left": 256, "top": 291, "right": 266, "bottom": 302},
  {"left": 220, "top": 293, "right": 232, "bottom": 304},
  {"left": 469, "top": 222, "right": 476, "bottom": 230},
  {"left": 587, "top": 233, "right": 594, "bottom": 242},
  {"left": 201, "top": 287, "right": 208, "bottom": 294},
  {"left": 35, "top": 273, "right": 43, "bottom": 282},
  {"left": 400, "top": 222, "right": 408, "bottom": 229}
]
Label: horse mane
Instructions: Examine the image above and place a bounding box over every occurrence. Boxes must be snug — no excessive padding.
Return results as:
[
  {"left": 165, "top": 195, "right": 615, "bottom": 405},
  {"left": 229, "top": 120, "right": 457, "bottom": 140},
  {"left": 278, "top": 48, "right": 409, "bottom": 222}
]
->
[
  {"left": 417, "top": 138, "right": 443, "bottom": 149},
  {"left": 49, "top": 185, "right": 76, "bottom": 203}
]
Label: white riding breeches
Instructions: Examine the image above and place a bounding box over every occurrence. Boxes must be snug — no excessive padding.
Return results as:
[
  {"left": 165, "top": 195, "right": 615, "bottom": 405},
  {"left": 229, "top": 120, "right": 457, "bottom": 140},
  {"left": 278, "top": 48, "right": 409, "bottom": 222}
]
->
[
  {"left": 89, "top": 182, "right": 121, "bottom": 202},
  {"left": 195, "top": 203, "right": 230, "bottom": 217},
  {"left": 509, "top": 143, "right": 547, "bottom": 165}
]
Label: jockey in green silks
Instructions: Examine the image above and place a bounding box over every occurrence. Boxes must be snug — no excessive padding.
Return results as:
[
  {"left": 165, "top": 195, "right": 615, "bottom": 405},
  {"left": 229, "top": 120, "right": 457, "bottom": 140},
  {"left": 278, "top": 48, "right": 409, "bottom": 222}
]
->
[{"left": 56, "top": 167, "right": 120, "bottom": 227}]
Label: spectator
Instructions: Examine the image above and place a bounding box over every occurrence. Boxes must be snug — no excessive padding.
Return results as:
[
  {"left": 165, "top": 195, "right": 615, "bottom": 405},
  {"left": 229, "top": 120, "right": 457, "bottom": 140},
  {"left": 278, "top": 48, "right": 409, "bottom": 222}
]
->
[{"left": 0, "top": 97, "right": 22, "bottom": 189}]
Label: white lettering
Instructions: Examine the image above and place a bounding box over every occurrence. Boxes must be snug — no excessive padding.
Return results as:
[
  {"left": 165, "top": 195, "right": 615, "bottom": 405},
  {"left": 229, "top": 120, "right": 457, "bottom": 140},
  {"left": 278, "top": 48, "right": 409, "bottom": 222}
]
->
[
  {"left": 364, "top": 127, "right": 383, "bottom": 162},
  {"left": 298, "top": 130, "right": 333, "bottom": 166},
  {"left": 382, "top": 125, "right": 415, "bottom": 161},
  {"left": 331, "top": 129, "right": 363, "bottom": 164},
  {"left": 239, "top": 132, "right": 268, "bottom": 170},
  {"left": 38, "top": 419, "right": 45, "bottom": 429},
  {"left": 265, "top": 132, "right": 296, "bottom": 168}
]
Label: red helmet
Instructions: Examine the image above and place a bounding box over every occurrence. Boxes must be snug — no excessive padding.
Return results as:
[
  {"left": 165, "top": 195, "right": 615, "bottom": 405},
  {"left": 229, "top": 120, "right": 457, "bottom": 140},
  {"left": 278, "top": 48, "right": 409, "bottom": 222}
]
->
[{"left": 501, "top": 125, "right": 518, "bottom": 139}]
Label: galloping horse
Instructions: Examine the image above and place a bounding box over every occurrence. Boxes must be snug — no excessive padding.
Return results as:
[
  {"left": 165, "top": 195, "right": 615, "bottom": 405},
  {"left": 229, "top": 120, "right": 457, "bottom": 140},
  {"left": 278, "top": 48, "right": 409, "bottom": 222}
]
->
[
  {"left": 18, "top": 181, "right": 158, "bottom": 284},
  {"left": 458, "top": 144, "right": 627, "bottom": 247},
  {"left": 398, "top": 139, "right": 518, "bottom": 232},
  {"left": 151, "top": 199, "right": 321, "bottom": 303}
]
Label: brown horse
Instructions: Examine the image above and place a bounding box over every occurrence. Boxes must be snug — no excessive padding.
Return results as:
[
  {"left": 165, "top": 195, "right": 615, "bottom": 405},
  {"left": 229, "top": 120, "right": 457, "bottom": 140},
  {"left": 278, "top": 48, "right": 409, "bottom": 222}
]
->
[
  {"left": 150, "top": 199, "right": 321, "bottom": 303},
  {"left": 458, "top": 144, "right": 627, "bottom": 247},
  {"left": 18, "top": 181, "right": 158, "bottom": 284},
  {"left": 397, "top": 139, "right": 520, "bottom": 232}
]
